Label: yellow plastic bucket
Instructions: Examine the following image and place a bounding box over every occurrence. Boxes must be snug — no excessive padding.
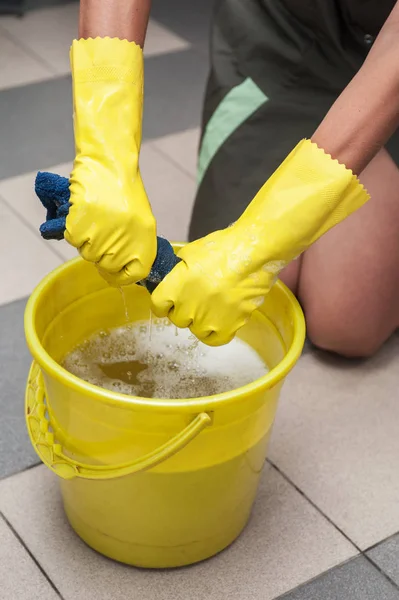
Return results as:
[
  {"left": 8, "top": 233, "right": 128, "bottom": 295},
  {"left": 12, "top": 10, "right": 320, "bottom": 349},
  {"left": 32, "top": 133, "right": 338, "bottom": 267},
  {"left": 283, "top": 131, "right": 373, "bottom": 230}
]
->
[{"left": 24, "top": 250, "right": 305, "bottom": 568}]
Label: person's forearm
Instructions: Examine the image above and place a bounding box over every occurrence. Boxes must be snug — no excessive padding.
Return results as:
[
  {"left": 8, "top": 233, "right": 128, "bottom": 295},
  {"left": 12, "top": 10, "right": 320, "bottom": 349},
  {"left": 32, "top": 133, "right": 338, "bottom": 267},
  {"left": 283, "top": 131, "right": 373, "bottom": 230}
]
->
[
  {"left": 79, "top": 0, "right": 151, "bottom": 46},
  {"left": 312, "top": 2, "right": 399, "bottom": 175}
]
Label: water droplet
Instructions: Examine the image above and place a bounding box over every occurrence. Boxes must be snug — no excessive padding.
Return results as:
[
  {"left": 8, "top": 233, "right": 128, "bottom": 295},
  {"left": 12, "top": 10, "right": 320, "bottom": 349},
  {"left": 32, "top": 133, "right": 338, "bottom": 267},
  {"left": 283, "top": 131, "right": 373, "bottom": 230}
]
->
[{"left": 118, "top": 288, "right": 130, "bottom": 322}]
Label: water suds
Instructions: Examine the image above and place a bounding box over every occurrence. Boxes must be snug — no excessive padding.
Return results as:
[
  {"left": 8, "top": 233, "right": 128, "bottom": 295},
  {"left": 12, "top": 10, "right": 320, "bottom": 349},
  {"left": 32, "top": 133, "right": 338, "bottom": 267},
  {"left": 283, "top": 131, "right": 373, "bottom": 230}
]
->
[{"left": 63, "top": 319, "right": 268, "bottom": 399}]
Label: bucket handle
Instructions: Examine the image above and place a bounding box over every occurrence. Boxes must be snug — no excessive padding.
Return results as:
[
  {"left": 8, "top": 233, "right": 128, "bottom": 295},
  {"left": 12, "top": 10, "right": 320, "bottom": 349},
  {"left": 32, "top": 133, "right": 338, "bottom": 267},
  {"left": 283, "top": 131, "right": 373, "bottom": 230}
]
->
[{"left": 26, "top": 361, "right": 212, "bottom": 481}]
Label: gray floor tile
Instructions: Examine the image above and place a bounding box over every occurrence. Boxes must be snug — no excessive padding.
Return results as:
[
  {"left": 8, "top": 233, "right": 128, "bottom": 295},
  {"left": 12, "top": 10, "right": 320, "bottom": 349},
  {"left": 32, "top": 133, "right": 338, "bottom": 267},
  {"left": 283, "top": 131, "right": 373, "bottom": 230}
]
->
[
  {"left": 1, "top": 0, "right": 77, "bottom": 16},
  {"left": 368, "top": 534, "right": 399, "bottom": 586},
  {"left": 0, "top": 298, "right": 39, "bottom": 479},
  {"left": 145, "top": 19, "right": 191, "bottom": 57},
  {"left": 0, "top": 464, "right": 356, "bottom": 600},
  {"left": 0, "top": 47, "right": 207, "bottom": 180},
  {"left": 0, "top": 515, "right": 60, "bottom": 600},
  {"left": 0, "top": 199, "right": 62, "bottom": 304},
  {"left": 1, "top": 2, "right": 79, "bottom": 76},
  {"left": 0, "top": 160, "right": 77, "bottom": 262},
  {"left": 25, "top": 0, "right": 76, "bottom": 10},
  {"left": 1, "top": 6, "right": 190, "bottom": 77},
  {"left": 151, "top": 0, "right": 214, "bottom": 52},
  {"left": 269, "top": 333, "right": 399, "bottom": 549},
  {"left": 15, "top": 0, "right": 211, "bottom": 52},
  {"left": 0, "top": 0, "right": 23, "bottom": 16},
  {"left": 140, "top": 143, "right": 196, "bottom": 241},
  {"left": 153, "top": 127, "right": 200, "bottom": 178},
  {"left": 278, "top": 557, "right": 399, "bottom": 600},
  {"left": 23, "top": 0, "right": 213, "bottom": 53},
  {"left": 143, "top": 48, "right": 208, "bottom": 139},
  {"left": 0, "top": 26, "right": 52, "bottom": 91},
  {"left": 24, "top": 0, "right": 213, "bottom": 46},
  {"left": 0, "top": 76, "right": 74, "bottom": 180}
]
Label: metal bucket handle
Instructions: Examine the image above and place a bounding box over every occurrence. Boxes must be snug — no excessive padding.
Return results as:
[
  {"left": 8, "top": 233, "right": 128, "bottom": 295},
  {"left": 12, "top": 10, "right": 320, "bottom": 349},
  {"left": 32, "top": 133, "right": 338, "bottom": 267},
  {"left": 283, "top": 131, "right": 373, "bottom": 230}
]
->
[{"left": 26, "top": 361, "right": 212, "bottom": 481}]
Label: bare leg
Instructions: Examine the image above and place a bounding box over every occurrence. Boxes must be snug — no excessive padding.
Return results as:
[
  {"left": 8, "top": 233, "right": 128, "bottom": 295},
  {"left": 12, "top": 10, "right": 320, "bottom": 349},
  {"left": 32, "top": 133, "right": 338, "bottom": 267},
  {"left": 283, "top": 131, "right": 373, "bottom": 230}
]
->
[
  {"left": 297, "top": 148, "right": 399, "bottom": 357},
  {"left": 280, "top": 258, "right": 303, "bottom": 295}
]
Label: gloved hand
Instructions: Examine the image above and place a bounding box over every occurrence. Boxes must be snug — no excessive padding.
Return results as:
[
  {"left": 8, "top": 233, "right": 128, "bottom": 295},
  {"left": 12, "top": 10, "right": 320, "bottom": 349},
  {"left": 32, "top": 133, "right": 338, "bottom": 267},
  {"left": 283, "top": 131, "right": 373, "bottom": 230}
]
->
[
  {"left": 66, "top": 38, "right": 156, "bottom": 286},
  {"left": 152, "top": 139, "right": 370, "bottom": 346}
]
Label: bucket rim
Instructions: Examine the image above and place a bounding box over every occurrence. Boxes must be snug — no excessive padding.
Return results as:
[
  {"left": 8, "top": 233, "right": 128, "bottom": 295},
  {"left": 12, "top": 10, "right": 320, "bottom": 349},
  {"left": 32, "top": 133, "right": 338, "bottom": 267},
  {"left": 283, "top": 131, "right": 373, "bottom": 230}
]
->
[{"left": 25, "top": 257, "right": 305, "bottom": 412}]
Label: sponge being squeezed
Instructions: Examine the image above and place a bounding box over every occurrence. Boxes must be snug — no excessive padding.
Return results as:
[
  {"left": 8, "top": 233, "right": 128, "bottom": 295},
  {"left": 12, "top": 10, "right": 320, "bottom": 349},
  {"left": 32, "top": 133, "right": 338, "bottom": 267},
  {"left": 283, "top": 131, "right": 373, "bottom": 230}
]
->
[{"left": 35, "top": 171, "right": 180, "bottom": 292}]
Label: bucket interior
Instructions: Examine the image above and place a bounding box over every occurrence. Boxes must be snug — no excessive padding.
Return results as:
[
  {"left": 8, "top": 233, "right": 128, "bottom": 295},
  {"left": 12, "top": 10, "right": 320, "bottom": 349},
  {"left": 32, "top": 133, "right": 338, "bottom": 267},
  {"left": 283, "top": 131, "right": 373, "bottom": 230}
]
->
[{"left": 29, "top": 258, "right": 297, "bottom": 398}]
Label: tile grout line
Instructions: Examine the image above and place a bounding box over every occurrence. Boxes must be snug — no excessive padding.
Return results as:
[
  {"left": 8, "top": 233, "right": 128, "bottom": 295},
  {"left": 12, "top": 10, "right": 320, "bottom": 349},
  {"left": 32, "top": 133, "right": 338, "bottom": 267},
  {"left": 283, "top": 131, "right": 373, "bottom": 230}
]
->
[
  {"left": 267, "top": 459, "right": 399, "bottom": 594},
  {"left": 0, "top": 291, "right": 28, "bottom": 311},
  {"left": 267, "top": 459, "right": 362, "bottom": 550},
  {"left": 363, "top": 554, "right": 399, "bottom": 594},
  {"left": 0, "top": 511, "right": 65, "bottom": 599},
  {"left": 0, "top": 462, "right": 42, "bottom": 483},
  {"left": 275, "top": 555, "right": 399, "bottom": 599},
  {"left": 364, "top": 530, "right": 399, "bottom": 554},
  {"left": 0, "top": 21, "right": 59, "bottom": 76},
  {"left": 363, "top": 531, "right": 399, "bottom": 552},
  {"left": 273, "top": 554, "right": 399, "bottom": 600},
  {"left": 1, "top": 459, "right": 399, "bottom": 595},
  {"left": 149, "top": 141, "right": 198, "bottom": 182},
  {"left": 1, "top": 462, "right": 398, "bottom": 599},
  {"left": 0, "top": 193, "right": 67, "bottom": 263},
  {"left": 274, "top": 556, "right": 360, "bottom": 600}
]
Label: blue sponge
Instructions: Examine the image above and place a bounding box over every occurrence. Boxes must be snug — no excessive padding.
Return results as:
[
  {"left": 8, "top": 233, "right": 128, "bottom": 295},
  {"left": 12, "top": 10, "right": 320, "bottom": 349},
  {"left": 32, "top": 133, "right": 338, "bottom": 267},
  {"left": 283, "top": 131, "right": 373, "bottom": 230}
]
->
[{"left": 35, "top": 171, "right": 180, "bottom": 292}]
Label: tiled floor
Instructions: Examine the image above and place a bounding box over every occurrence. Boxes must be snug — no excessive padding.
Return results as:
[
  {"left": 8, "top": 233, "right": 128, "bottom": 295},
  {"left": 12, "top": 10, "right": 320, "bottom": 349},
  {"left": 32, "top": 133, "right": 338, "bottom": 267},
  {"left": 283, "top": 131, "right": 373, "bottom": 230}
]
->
[{"left": 0, "top": 1, "right": 398, "bottom": 599}]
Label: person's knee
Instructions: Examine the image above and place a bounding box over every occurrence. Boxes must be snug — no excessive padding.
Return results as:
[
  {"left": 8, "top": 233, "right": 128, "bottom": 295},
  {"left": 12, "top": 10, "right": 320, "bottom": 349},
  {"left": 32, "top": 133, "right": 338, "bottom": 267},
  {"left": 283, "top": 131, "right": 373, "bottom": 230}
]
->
[{"left": 302, "top": 296, "right": 385, "bottom": 359}]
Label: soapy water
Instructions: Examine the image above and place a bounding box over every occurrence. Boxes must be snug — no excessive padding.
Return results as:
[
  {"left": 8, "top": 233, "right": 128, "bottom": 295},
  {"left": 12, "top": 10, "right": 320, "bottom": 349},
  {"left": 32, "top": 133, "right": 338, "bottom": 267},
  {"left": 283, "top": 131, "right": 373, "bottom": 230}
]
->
[
  {"left": 62, "top": 318, "right": 268, "bottom": 399},
  {"left": 118, "top": 287, "right": 130, "bottom": 322}
]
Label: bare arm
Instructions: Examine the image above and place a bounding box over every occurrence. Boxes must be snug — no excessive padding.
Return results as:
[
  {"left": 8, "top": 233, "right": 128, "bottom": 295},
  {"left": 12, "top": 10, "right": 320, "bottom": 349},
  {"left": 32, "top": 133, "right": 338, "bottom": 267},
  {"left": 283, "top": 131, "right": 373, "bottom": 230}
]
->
[
  {"left": 79, "top": 0, "right": 151, "bottom": 46},
  {"left": 312, "top": 2, "right": 399, "bottom": 175}
]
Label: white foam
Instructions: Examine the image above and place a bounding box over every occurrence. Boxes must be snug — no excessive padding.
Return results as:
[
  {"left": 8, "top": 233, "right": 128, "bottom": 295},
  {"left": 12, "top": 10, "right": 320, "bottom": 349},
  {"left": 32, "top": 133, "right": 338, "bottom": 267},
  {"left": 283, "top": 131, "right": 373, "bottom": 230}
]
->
[{"left": 63, "top": 318, "right": 268, "bottom": 399}]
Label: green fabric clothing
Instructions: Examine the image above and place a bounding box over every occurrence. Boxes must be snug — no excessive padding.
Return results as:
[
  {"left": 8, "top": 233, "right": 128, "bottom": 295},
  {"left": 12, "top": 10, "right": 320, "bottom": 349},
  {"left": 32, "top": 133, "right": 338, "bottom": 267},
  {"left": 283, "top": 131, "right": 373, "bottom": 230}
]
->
[{"left": 189, "top": 0, "right": 398, "bottom": 241}]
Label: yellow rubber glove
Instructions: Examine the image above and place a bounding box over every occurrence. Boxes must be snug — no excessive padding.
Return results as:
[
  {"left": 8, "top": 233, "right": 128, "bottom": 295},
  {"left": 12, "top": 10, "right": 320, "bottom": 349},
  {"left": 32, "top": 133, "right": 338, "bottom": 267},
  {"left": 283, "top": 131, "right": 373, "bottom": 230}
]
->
[
  {"left": 65, "top": 38, "right": 156, "bottom": 286},
  {"left": 151, "top": 140, "right": 370, "bottom": 346}
]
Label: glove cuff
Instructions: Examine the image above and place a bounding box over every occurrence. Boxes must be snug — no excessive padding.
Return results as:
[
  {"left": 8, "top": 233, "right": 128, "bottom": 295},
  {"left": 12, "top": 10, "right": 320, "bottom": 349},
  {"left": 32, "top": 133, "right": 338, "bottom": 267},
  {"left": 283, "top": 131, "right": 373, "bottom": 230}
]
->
[
  {"left": 70, "top": 37, "right": 143, "bottom": 85},
  {"left": 237, "top": 138, "right": 370, "bottom": 264},
  {"left": 70, "top": 38, "right": 144, "bottom": 161}
]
